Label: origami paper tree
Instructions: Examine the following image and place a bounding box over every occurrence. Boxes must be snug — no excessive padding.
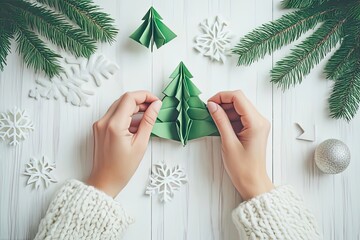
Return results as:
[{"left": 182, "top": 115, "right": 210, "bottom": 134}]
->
[
  {"left": 130, "top": 7, "right": 177, "bottom": 51},
  {"left": 152, "top": 62, "right": 219, "bottom": 146}
]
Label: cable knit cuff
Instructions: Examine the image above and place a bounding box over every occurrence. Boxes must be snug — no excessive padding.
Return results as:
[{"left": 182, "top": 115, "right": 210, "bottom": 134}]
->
[
  {"left": 232, "top": 186, "right": 321, "bottom": 240},
  {"left": 34, "top": 180, "right": 134, "bottom": 240}
]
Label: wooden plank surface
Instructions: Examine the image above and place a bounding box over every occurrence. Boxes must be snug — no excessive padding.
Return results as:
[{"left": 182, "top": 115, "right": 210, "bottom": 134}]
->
[{"left": 0, "top": 0, "right": 359, "bottom": 239}]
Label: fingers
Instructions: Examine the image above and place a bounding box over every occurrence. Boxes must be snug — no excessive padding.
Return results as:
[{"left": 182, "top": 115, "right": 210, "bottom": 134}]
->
[
  {"left": 224, "top": 107, "right": 240, "bottom": 122},
  {"left": 220, "top": 103, "right": 233, "bottom": 110},
  {"left": 134, "top": 100, "right": 162, "bottom": 146},
  {"left": 209, "top": 90, "right": 257, "bottom": 116},
  {"left": 99, "top": 93, "right": 151, "bottom": 125},
  {"left": 111, "top": 91, "right": 159, "bottom": 130},
  {"left": 207, "top": 101, "right": 238, "bottom": 144},
  {"left": 209, "top": 90, "right": 260, "bottom": 127},
  {"left": 129, "top": 112, "right": 143, "bottom": 133}
]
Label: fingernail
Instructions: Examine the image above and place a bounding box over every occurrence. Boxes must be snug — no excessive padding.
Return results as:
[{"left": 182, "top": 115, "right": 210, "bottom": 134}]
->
[
  {"left": 153, "top": 100, "right": 162, "bottom": 112},
  {"left": 207, "top": 101, "right": 218, "bottom": 113}
]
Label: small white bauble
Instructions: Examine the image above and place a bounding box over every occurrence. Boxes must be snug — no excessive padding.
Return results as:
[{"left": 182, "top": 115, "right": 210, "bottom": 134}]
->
[{"left": 314, "top": 139, "right": 351, "bottom": 174}]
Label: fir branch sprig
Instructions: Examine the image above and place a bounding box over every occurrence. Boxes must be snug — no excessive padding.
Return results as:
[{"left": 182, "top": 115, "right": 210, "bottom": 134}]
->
[
  {"left": 0, "top": 21, "right": 14, "bottom": 71},
  {"left": 9, "top": 0, "right": 97, "bottom": 58},
  {"left": 281, "top": 0, "right": 331, "bottom": 9},
  {"left": 271, "top": 19, "right": 344, "bottom": 88},
  {"left": 232, "top": 7, "right": 335, "bottom": 65},
  {"left": 233, "top": 0, "right": 360, "bottom": 120},
  {"left": 329, "top": 60, "right": 360, "bottom": 121},
  {"left": 0, "top": 0, "right": 118, "bottom": 78},
  {"left": 35, "top": 0, "right": 118, "bottom": 43},
  {"left": 15, "top": 25, "right": 62, "bottom": 77},
  {"left": 324, "top": 38, "right": 358, "bottom": 80}
]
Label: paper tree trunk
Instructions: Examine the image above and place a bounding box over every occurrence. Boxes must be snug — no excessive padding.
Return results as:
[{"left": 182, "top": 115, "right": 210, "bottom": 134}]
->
[
  {"left": 130, "top": 7, "right": 177, "bottom": 51},
  {"left": 152, "top": 62, "right": 219, "bottom": 146}
]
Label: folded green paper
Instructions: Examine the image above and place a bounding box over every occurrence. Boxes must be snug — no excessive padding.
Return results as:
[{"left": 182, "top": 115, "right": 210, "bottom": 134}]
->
[
  {"left": 152, "top": 62, "right": 219, "bottom": 146},
  {"left": 130, "top": 7, "right": 177, "bottom": 51}
]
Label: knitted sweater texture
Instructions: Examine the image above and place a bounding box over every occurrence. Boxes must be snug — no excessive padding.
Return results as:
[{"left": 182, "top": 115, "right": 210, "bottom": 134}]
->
[
  {"left": 34, "top": 180, "right": 321, "bottom": 239},
  {"left": 34, "top": 180, "right": 133, "bottom": 240},
  {"left": 232, "top": 185, "right": 321, "bottom": 239}
]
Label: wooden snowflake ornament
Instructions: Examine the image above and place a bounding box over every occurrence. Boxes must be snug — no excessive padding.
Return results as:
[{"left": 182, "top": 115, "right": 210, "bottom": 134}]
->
[
  {"left": 24, "top": 156, "right": 57, "bottom": 189},
  {"left": 0, "top": 107, "right": 34, "bottom": 146},
  {"left": 29, "top": 54, "right": 119, "bottom": 107},
  {"left": 146, "top": 162, "right": 187, "bottom": 203},
  {"left": 194, "top": 16, "right": 233, "bottom": 63}
]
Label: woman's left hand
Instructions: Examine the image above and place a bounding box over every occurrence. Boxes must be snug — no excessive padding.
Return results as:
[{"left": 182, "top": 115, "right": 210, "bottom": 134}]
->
[{"left": 87, "top": 91, "right": 162, "bottom": 198}]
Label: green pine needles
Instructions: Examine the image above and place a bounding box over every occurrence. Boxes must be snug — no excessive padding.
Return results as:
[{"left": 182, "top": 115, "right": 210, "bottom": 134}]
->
[
  {"left": 233, "top": 0, "right": 360, "bottom": 121},
  {"left": 0, "top": 0, "right": 118, "bottom": 78}
]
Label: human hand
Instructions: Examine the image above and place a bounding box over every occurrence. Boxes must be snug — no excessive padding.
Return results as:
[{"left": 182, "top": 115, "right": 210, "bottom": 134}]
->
[
  {"left": 207, "top": 90, "right": 274, "bottom": 200},
  {"left": 87, "top": 91, "right": 162, "bottom": 198}
]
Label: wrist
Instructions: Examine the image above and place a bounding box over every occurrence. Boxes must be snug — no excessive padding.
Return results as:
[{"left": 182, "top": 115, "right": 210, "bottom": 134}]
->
[
  {"left": 235, "top": 175, "right": 274, "bottom": 201},
  {"left": 86, "top": 174, "right": 124, "bottom": 198}
]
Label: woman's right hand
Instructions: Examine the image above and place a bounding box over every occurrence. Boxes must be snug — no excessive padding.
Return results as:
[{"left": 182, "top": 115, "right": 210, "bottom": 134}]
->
[{"left": 207, "top": 90, "right": 274, "bottom": 201}]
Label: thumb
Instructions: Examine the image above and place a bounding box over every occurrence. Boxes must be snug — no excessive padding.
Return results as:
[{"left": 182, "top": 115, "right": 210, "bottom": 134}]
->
[
  {"left": 134, "top": 100, "right": 162, "bottom": 145},
  {"left": 207, "top": 101, "right": 238, "bottom": 144}
]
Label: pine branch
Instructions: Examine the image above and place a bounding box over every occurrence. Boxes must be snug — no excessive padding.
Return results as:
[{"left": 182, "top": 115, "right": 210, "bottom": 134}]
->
[
  {"left": 15, "top": 26, "right": 62, "bottom": 77},
  {"left": 36, "top": 0, "right": 118, "bottom": 43},
  {"left": 329, "top": 60, "right": 360, "bottom": 120},
  {"left": 347, "top": 1, "right": 360, "bottom": 19},
  {"left": 324, "top": 37, "right": 359, "bottom": 80},
  {"left": 271, "top": 19, "right": 344, "bottom": 89},
  {"left": 231, "top": 0, "right": 360, "bottom": 120},
  {"left": 281, "top": 0, "right": 330, "bottom": 9},
  {"left": 232, "top": 7, "right": 335, "bottom": 65},
  {"left": 325, "top": 19, "right": 360, "bottom": 80},
  {"left": 7, "top": 1, "right": 97, "bottom": 58},
  {"left": 0, "top": 21, "right": 14, "bottom": 71}
]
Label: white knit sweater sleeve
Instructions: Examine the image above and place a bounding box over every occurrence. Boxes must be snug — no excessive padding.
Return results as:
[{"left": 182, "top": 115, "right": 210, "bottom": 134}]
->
[
  {"left": 34, "top": 180, "right": 134, "bottom": 240},
  {"left": 232, "top": 185, "right": 322, "bottom": 240}
]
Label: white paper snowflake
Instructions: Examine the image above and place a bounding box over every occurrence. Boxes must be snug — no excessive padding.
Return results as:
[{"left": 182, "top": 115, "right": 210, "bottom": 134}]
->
[
  {"left": 24, "top": 156, "right": 57, "bottom": 189},
  {"left": 0, "top": 108, "right": 34, "bottom": 146},
  {"left": 194, "top": 16, "right": 233, "bottom": 63},
  {"left": 146, "top": 162, "right": 187, "bottom": 203},
  {"left": 29, "top": 54, "right": 119, "bottom": 107}
]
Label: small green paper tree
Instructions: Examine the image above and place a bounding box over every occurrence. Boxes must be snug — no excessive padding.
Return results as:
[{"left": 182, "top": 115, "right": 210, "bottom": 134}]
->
[
  {"left": 0, "top": 0, "right": 117, "bottom": 78},
  {"left": 130, "top": 7, "right": 176, "bottom": 51},
  {"left": 152, "top": 62, "right": 219, "bottom": 146}
]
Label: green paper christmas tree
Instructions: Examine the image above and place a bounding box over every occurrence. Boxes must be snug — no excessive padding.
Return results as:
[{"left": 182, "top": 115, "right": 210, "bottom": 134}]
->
[
  {"left": 130, "top": 7, "right": 176, "bottom": 51},
  {"left": 232, "top": 0, "right": 360, "bottom": 121},
  {"left": 152, "top": 62, "right": 219, "bottom": 146},
  {"left": 0, "top": 0, "right": 118, "bottom": 78}
]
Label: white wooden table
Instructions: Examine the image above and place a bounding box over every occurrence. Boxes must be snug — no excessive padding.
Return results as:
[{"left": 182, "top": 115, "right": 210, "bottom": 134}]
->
[{"left": 1, "top": 0, "right": 359, "bottom": 239}]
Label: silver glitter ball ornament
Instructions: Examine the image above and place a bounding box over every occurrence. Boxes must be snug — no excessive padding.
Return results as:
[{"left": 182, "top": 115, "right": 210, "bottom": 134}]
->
[{"left": 314, "top": 139, "right": 351, "bottom": 174}]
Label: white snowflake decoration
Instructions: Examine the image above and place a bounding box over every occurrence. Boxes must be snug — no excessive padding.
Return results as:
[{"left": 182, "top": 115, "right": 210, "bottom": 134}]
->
[
  {"left": 194, "top": 16, "right": 233, "bottom": 63},
  {"left": 29, "top": 54, "right": 119, "bottom": 107},
  {"left": 0, "top": 107, "right": 34, "bottom": 146},
  {"left": 146, "top": 162, "right": 187, "bottom": 203},
  {"left": 24, "top": 156, "right": 57, "bottom": 189}
]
